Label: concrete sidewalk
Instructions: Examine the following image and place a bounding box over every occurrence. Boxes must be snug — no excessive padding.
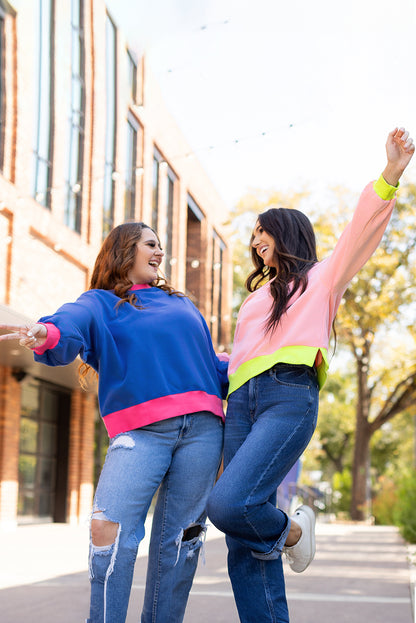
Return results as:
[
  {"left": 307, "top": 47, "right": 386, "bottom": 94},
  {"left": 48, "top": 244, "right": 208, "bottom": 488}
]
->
[{"left": 0, "top": 520, "right": 413, "bottom": 622}]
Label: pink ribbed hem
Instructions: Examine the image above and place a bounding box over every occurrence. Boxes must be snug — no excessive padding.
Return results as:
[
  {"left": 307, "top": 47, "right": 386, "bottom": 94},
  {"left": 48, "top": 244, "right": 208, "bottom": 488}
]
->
[
  {"left": 33, "top": 323, "right": 61, "bottom": 355},
  {"left": 103, "top": 390, "right": 225, "bottom": 438}
]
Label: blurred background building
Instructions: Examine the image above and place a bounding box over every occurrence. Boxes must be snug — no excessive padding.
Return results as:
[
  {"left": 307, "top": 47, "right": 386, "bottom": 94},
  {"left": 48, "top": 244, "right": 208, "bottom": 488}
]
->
[{"left": 0, "top": 0, "right": 232, "bottom": 529}]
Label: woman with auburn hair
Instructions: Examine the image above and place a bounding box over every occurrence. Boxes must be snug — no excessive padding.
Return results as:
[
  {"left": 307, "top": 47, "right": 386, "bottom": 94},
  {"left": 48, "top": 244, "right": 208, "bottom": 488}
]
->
[
  {"left": 0, "top": 221, "right": 227, "bottom": 623},
  {"left": 207, "top": 127, "right": 415, "bottom": 622}
]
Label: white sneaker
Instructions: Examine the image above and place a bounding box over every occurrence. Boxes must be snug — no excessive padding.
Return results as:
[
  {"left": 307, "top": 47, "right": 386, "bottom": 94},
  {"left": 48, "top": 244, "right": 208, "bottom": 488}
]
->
[{"left": 283, "top": 505, "right": 316, "bottom": 573}]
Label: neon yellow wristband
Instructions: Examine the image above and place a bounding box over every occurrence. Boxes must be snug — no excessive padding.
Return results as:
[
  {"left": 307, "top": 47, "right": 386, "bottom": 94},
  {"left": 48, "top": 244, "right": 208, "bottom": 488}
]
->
[{"left": 373, "top": 175, "right": 399, "bottom": 201}]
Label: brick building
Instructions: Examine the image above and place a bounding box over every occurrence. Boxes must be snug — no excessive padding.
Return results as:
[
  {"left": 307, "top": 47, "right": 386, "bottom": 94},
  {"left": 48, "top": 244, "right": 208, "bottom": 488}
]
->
[{"left": 0, "top": 0, "right": 232, "bottom": 529}]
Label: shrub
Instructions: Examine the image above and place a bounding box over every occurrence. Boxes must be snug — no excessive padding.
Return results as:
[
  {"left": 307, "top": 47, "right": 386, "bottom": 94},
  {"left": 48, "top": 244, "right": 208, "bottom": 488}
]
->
[
  {"left": 394, "top": 470, "right": 416, "bottom": 544},
  {"left": 371, "top": 477, "right": 398, "bottom": 525},
  {"left": 332, "top": 469, "right": 352, "bottom": 514}
]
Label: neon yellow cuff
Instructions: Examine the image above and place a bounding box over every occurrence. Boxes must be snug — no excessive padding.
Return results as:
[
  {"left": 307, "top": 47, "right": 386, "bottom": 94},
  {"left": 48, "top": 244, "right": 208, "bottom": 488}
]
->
[{"left": 373, "top": 175, "right": 399, "bottom": 201}]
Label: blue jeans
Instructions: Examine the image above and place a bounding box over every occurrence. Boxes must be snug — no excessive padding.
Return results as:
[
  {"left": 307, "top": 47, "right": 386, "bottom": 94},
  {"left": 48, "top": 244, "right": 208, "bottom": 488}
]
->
[
  {"left": 207, "top": 364, "right": 319, "bottom": 623},
  {"left": 86, "top": 412, "right": 224, "bottom": 623}
]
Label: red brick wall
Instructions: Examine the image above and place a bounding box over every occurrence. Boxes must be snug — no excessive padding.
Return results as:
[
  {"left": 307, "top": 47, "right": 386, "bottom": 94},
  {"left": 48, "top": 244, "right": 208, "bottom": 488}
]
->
[
  {"left": 67, "top": 389, "right": 96, "bottom": 525},
  {"left": 0, "top": 367, "right": 21, "bottom": 527}
]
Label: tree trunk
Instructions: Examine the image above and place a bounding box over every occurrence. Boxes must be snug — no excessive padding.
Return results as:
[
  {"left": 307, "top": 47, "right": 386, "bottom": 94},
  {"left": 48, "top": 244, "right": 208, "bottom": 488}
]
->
[
  {"left": 350, "top": 417, "right": 371, "bottom": 520},
  {"left": 350, "top": 356, "right": 372, "bottom": 521}
]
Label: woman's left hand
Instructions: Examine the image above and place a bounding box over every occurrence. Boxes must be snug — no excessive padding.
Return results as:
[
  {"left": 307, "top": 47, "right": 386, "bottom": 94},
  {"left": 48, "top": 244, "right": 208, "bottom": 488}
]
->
[{"left": 383, "top": 127, "right": 415, "bottom": 186}]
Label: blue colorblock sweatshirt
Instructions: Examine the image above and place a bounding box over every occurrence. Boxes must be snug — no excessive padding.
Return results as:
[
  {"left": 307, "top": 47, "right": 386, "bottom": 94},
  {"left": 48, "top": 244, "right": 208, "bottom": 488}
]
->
[{"left": 34, "top": 285, "right": 228, "bottom": 437}]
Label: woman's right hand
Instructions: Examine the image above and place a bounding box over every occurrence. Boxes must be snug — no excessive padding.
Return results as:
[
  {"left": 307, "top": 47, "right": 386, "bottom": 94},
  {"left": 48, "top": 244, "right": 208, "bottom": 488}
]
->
[{"left": 0, "top": 323, "right": 47, "bottom": 350}]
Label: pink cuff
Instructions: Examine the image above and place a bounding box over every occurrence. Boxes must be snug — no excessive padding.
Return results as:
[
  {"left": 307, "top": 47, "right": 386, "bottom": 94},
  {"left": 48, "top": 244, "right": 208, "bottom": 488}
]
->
[
  {"left": 216, "top": 352, "right": 230, "bottom": 362},
  {"left": 33, "top": 323, "right": 61, "bottom": 355}
]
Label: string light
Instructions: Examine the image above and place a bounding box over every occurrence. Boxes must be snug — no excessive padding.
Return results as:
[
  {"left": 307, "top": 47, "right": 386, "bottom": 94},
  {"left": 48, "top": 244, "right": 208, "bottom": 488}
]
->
[
  {"left": 164, "top": 122, "right": 296, "bottom": 164},
  {"left": 6, "top": 120, "right": 297, "bottom": 205},
  {"left": 199, "top": 19, "right": 230, "bottom": 32}
]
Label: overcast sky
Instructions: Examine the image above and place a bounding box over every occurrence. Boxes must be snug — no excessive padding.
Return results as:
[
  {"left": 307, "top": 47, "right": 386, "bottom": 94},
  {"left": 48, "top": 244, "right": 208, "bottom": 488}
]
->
[{"left": 106, "top": 0, "right": 416, "bottom": 210}]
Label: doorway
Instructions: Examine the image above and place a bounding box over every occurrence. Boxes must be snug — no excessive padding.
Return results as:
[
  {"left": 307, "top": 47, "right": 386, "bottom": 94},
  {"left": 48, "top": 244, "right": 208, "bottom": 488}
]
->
[{"left": 18, "top": 379, "right": 70, "bottom": 523}]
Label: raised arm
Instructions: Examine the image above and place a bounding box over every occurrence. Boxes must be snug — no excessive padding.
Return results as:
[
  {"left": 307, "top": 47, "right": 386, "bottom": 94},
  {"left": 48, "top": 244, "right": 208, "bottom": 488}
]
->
[
  {"left": 382, "top": 127, "right": 415, "bottom": 186},
  {"left": 321, "top": 127, "right": 414, "bottom": 294}
]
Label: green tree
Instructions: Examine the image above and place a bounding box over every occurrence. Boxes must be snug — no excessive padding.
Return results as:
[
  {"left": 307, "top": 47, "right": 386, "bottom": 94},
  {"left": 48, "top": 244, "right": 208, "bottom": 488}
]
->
[
  {"left": 228, "top": 182, "right": 416, "bottom": 521},
  {"left": 313, "top": 182, "right": 416, "bottom": 520},
  {"left": 315, "top": 371, "right": 356, "bottom": 475}
]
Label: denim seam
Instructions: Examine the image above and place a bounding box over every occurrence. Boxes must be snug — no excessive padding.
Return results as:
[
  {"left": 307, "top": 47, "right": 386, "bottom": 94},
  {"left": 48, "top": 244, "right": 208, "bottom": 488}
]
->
[
  {"left": 156, "top": 411, "right": 187, "bottom": 617},
  {"left": 251, "top": 518, "right": 290, "bottom": 560},
  {"left": 151, "top": 478, "right": 169, "bottom": 622},
  {"left": 103, "top": 523, "right": 121, "bottom": 623},
  {"left": 260, "top": 560, "right": 278, "bottom": 622}
]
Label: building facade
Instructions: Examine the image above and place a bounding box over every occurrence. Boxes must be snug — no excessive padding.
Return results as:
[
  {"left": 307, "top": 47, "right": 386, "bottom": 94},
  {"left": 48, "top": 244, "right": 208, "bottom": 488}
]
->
[{"left": 0, "top": 0, "right": 232, "bottom": 529}]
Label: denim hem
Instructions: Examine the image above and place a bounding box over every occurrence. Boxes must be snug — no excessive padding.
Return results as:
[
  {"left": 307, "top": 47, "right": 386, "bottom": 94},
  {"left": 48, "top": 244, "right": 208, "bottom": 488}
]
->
[{"left": 250, "top": 516, "right": 291, "bottom": 561}]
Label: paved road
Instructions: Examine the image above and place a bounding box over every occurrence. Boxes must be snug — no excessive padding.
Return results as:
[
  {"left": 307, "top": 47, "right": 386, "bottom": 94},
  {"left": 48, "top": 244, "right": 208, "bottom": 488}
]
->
[{"left": 0, "top": 521, "right": 413, "bottom": 622}]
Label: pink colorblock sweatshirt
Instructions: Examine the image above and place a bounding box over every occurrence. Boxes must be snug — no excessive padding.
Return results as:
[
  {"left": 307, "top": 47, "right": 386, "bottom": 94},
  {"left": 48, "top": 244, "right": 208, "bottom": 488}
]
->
[{"left": 228, "top": 176, "right": 397, "bottom": 396}]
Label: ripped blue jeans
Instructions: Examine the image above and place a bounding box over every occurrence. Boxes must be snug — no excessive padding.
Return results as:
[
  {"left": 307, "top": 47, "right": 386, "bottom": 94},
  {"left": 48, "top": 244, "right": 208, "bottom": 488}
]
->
[{"left": 86, "top": 412, "right": 224, "bottom": 623}]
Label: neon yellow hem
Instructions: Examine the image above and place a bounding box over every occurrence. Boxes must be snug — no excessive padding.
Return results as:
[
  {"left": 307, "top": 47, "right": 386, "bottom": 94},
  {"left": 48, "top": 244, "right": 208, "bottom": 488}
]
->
[{"left": 227, "top": 346, "right": 329, "bottom": 397}]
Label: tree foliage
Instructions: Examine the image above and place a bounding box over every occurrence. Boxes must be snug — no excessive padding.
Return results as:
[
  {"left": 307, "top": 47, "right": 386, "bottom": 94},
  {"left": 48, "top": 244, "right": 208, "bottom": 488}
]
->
[{"left": 309, "top": 181, "right": 416, "bottom": 518}]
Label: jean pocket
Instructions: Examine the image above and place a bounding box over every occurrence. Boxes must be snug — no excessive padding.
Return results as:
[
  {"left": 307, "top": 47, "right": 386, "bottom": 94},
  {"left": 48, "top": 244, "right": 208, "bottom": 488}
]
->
[{"left": 269, "top": 364, "right": 315, "bottom": 390}]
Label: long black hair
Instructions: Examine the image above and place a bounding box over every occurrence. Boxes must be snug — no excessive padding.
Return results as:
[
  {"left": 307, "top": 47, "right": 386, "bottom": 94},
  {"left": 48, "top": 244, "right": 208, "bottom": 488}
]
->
[{"left": 246, "top": 207, "right": 318, "bottom": 334}]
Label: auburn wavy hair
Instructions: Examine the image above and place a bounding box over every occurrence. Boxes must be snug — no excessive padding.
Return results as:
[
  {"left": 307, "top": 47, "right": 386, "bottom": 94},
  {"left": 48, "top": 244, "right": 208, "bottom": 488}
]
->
[
  {"left": 247, "top": 207, "right": 318, "bottom": 334},
  {"left": 79, "top": 221, "right": 183, "bottom": 385}
]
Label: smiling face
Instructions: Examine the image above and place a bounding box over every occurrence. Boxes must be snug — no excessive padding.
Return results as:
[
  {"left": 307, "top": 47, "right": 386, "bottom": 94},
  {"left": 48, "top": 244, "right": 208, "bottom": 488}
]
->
[
  {"left": 127, "top": 228, "right": 164, "bottom": 284},
  {"left": 251, "top": 221, "right": 278, "bottom": 268}
]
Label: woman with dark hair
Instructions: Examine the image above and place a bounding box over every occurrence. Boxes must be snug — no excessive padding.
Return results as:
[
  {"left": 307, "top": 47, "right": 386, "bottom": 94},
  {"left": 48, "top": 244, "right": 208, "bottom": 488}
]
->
[
  {"left": 207, "top": 127, "right": 414, "bottom": 622},
  {"left": 0, "top": 222, "right": 227, "bottom": 623}
]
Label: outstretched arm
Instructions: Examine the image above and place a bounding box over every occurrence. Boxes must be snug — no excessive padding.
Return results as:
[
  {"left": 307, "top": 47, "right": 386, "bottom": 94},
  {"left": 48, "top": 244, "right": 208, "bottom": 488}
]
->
[
  {"left": 0, "top": 323, "right": 47, "bottom": 349},
  {"left": 323, "top": 127, "right": 414, "bottom": 294},
  {"left": 382, "top": 127, "right": 415, "bottom": 186},
  {"left": 1, "top": 293, "right": 98, "bottom": 367}
]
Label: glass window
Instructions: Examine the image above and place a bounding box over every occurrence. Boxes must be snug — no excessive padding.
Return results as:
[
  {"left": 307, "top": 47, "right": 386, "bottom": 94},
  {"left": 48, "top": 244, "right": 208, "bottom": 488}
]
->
[
  {"left": 103, "top": 14, "right": 117, "bottom": 238},
  {"left": 18, "top": 381, "right": 69, "bottom": 521},
  {"left": 124, "top": 115, "right": 137, "bottom": 220},
  {"left": 210, "top": 232, "right": 225, "bottom": 344},
  {"left": 127, "top": 49, "right": 137, "bottom": 103},
  {"left": 0, "top": 12, "right": 5, "bottom": 172},
  {"left": 165, "top": 169, "right": 176, "bottom": 280},
  {"left": 32, "top": 0, "right": 53, "bottom": 209},
  {"left": 152, "top": 151, "right": 160, "bottom": 231},
  {"left": 64, "top": 0, "right": 85, "bottom": 233},
  {"left": 19, "top": 418, "right": 39, "bottom": 454},
  {"left": 186, "top": 197, "right": 204, "bottom": 307}
]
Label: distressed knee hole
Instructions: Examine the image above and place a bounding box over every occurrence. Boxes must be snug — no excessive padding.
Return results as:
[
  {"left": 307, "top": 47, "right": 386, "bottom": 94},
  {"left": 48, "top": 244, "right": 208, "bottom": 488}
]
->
[
  {"left": 174, "top": 522, "right": 207, "bottom": 565},
  {"left": 183, "top": 523, "right": 204, "bottom": 542},
  {"left": 91, "top": 512, "right": 119, "bottom": 547},
  {"left": 110, "top": 434, "right": 135, "bottom": 450}
]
